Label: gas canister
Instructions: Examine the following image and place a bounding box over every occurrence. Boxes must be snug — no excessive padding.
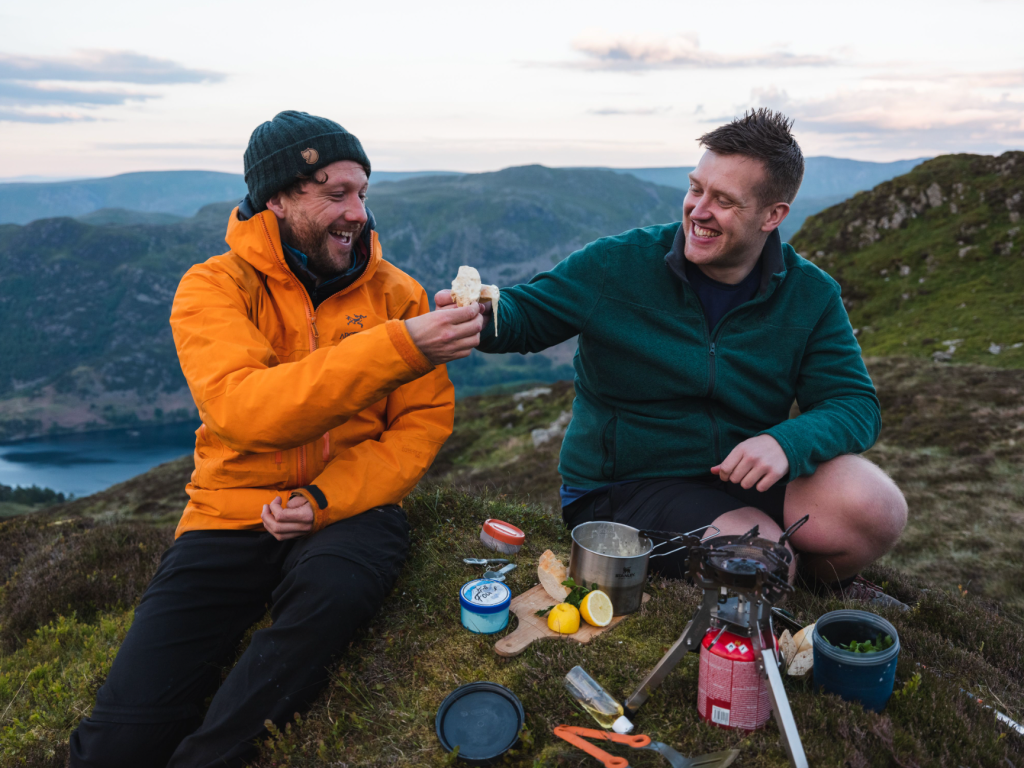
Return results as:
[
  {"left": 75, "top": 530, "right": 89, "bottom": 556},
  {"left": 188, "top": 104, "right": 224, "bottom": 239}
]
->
[{"left": 696, "top": 627, "right": 774, "bottom": 731}]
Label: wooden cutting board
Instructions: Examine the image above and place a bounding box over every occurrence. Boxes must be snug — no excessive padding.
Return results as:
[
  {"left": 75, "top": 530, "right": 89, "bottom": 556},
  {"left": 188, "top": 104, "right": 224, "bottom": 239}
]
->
[{"left": 494, "top": 584, "right": 651, "bottom": 657}]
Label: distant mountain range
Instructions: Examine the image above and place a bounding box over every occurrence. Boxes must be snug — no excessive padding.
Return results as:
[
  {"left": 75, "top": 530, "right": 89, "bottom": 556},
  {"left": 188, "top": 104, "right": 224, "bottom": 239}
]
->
[
  {"left": 0, "top": 166, "right": 683, "bottom": 439},
  {"left": 3, "top": 154, "right": 1014, "bottom": 441},
  {"left": 0, "top": 157, "right": 929, "bottom": 240}
]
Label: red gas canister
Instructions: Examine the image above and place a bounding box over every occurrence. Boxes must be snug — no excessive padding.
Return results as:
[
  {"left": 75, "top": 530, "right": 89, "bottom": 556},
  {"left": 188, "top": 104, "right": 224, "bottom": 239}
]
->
[{"left": 697, "top": 628, "right": 774, "bottom": 731}]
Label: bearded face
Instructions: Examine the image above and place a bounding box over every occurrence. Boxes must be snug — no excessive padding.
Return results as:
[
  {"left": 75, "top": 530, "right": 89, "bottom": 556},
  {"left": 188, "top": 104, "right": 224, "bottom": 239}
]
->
[{"left": 267, "top": 160, "right": 370, "bottom": 279}]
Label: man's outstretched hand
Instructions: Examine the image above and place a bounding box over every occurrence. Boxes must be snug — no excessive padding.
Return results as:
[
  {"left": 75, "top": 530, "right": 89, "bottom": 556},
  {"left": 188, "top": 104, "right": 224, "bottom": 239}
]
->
[
  {"left": 261, "top": 495, "right": 314, "bottom": 541},
  {"left": 711, "top": 434, "right": 789, "bottom": 492},
  {"left": 433, "top": 289, "right": 493, "bottom": 318},
  {"left": 405, "top": 303, "right": 487, "bottom": 365}
]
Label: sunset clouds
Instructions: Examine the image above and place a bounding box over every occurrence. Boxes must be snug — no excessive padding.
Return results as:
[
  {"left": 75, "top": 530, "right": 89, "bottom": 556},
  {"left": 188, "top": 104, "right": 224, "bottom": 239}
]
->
[{"left": 0, "top": 0, "right": 1021, "bottom": 177}]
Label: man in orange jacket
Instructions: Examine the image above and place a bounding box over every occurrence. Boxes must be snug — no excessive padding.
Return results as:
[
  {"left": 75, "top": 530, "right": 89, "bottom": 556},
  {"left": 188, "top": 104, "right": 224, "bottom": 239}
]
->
[{"left": 69, "top": 111, "right": 484, "bottom": 768}]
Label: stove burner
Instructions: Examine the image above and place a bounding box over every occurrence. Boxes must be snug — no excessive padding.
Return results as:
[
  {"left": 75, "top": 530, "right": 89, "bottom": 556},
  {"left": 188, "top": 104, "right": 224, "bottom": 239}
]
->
[
  {"left": 718, "top": 557, "right": 767, "bottom": 575},
  {"left": 625, "top": 515, "right": 811, "bottom": 768}
]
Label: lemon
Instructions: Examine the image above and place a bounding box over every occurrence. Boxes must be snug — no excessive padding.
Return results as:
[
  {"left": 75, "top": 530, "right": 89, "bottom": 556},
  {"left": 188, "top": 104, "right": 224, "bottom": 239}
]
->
[
  {"left": 547, "top": 602, "right": 581, "bottom": 634},
  {"left": 579, "top": 590, "right": 614, "bottom": 627}
]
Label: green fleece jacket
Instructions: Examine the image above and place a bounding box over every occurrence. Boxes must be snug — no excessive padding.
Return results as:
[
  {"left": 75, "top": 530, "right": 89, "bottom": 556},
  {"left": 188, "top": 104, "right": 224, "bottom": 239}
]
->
[{"left": 477, "top": 223, "right": 880, "bottom": 488}]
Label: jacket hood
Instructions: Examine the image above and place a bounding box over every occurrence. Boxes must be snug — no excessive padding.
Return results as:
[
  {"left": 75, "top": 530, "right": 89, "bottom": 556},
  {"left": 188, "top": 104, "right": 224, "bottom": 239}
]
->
[{"left": 225, "top": 200, "right": 382, "bottom": 297}]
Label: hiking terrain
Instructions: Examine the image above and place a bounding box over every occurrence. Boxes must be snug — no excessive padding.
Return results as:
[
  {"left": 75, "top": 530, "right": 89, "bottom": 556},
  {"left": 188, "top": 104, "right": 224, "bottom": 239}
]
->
[
  {"left": 1, "top": 354, "right": 1022, "bottom": 766},
  {"left": 1, "top": 151, "right": 1022, "bottom": 765}
]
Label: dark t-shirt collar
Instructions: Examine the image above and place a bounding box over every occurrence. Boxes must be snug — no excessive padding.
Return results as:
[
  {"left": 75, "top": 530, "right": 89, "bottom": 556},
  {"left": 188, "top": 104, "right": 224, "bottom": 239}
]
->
[{"left": 665, "top": 223, "right": 784, "bottom": 297}]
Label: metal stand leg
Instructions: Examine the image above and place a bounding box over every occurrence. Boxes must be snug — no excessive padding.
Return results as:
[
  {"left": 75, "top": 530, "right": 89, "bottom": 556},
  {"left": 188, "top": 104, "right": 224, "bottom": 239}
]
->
[
  {"left": 623, "top": 598, "right": 713, "bottom": 716},
  {"left": 758, "top": 645, "right": 809, "bottom": 768}
]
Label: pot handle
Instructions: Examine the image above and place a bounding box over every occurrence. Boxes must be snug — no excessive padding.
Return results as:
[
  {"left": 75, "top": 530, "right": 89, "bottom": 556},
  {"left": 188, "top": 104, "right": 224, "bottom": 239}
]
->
[{"left": 644, "top": 526, "right": 719, "bottom": 559}]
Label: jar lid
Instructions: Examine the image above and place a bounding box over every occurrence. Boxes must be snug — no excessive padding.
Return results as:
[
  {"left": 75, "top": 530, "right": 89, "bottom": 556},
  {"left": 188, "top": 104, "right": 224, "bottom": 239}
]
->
[
  {"left": 436, "top": 682, "right": 524, "bottom": 763},
  {"left": 460, "top": 579, "right": 511, "bottom": 614},
  {"left": 482, "top": 518, "right": 525, "bottom": 546}
]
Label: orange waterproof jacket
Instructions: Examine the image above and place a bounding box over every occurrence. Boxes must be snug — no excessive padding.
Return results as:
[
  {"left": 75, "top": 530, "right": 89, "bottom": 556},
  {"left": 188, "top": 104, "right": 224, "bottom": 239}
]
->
[{"left": 169, "top": 208, "right": 453, "bottom": 538}]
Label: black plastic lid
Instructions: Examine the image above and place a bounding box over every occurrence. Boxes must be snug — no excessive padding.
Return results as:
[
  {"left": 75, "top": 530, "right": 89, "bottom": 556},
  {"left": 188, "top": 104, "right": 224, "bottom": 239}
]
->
[{"left": 435, "top": 682, "right": 524, "bottom": 765}]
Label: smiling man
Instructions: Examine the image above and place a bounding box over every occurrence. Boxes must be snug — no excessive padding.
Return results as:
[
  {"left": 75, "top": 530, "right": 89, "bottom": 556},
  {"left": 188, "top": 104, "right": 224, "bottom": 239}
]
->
[
  {"left": 444, "top": 109, "right": 907, "bottom": 605},
  {"left": 69, "top": 111, "right": 485, "bottom": 768}
]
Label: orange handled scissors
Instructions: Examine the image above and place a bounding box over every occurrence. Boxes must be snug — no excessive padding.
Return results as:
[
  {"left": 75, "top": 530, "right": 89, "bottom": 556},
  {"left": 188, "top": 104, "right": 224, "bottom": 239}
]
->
[{"left": 553, "top": 724, "right": 651, "bottom": 768}]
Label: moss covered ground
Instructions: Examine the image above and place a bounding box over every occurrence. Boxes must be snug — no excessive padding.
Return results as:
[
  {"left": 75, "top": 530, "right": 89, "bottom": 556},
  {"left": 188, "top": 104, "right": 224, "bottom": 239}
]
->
[
  {"left": 0, "top": 354, "right": 1022, "bottom": 765},
  {"left": 1, "top": 489, "right": 1022, "bottom": 767}
]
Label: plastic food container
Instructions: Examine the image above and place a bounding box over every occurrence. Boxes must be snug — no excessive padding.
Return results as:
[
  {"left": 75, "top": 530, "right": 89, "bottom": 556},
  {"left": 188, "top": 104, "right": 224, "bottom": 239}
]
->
[
  {"left": 436, "top": 682, "right": 524, "bottom": 765},
  {"left": 460, "top": 579, "right": 511, "bottom": 634},
  {"left": 812, "top": 609, "right": 900, "bottom": 712},
  {"left": 480, "top": 519, "right": 525, "bottom": 555}
]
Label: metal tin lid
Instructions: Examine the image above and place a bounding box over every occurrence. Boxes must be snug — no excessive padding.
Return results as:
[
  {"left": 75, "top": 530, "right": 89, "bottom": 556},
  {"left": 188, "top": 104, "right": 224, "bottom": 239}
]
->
[
  {"left": 460, "top": 579, "right": 511, "bottom": 614},
  {"left": 481, "top": 518, "right": 525, "bottom": 546},
  {"left": 436, "top": 682, "right": 524, "bottom": 765}
]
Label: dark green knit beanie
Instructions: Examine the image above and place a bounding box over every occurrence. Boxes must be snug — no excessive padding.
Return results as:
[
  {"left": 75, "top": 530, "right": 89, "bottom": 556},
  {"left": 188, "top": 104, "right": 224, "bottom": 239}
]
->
[{"left": 244, "top": 110, "right": 371, "bottom": 212}]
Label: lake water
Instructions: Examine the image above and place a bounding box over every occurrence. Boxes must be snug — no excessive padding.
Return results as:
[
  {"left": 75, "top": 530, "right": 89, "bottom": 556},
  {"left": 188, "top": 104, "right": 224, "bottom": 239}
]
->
[{"left": 0, "top": 422, "right": 199, "bottom": 498}]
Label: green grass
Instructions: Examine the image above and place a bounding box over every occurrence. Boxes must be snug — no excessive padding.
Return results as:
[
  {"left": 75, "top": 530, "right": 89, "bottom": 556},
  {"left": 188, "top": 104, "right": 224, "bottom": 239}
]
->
[
  {"left": 2, "top": 355, "right": 1023, "bottom": 765},
  {"left": 792, "top": 151, "right": 1024, "bottom": 368},
  {"left": 2, "top": 489, "right": 1023, "bottom": 767}
]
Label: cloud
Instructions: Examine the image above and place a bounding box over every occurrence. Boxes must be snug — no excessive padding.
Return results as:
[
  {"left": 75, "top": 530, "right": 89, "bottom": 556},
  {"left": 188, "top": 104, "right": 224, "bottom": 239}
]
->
[
  {"left": 0, "top": 81, "right": 153, "bottom": 106},
  {"left": 588, "top": 107, "right": 666, "bottom": 116},
  {"left": 0, "top": 109, "right": 92, "bottom": 124},
  {"left": 0, "top": 49, "right": 222, "bottom": 123},
  {"left": 745, "top": 85, "right": 1024, "bottom": 152},
  {"left": 866, "top": 69, "right": 1024, "bottom": 89},
  {"left": 0, "top": 50, "right": 222, "bottom": 84},
  {"left": 93, "top": 141, "right": 245, "bottom": 151},
  {"left": 567, "top": 31, "right": 838, "bottom": 71}
]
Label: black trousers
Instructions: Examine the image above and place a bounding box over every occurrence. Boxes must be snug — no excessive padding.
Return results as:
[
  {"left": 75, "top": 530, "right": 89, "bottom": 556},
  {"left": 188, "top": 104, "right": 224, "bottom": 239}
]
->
[
  {"left": 69, "top": 505, "right": 410, "bottom": 768},
  {"left": 562, "top": 477, "right": 787, "bottom": 578}
]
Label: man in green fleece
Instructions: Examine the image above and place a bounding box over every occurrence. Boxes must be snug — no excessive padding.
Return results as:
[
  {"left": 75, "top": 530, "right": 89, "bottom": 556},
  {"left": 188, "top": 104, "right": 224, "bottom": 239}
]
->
[{"left": 438, "top": 109, "right": 907, "bottom": 607}]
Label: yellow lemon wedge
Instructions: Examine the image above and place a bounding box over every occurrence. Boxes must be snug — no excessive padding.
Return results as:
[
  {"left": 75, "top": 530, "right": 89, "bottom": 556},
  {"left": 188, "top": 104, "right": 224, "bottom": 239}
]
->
[
  {"left": 579, "top": 590, "right": 614, "bottom": 628},
  {"left": 547, "top": 603, "right": 581, "bottom": 634}
]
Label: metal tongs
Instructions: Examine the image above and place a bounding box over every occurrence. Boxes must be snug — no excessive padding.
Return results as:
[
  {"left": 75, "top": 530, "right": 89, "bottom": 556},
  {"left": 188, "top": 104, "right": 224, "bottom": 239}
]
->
[{"left": 553, "top": 725, "right": 739, "bottom": 768}]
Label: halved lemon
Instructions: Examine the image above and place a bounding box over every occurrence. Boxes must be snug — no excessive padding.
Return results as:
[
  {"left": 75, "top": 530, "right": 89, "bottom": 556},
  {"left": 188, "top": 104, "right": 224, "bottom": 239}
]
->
[
  {"left": 579, "top": 590, "right": 613, "bottom": 628},
  {"left": 547, "top": 603, "right": 581, "bottom": 634}
]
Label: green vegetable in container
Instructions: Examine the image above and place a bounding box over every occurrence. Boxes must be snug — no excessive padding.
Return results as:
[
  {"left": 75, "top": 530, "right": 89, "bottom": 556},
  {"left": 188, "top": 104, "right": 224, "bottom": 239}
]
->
[{"left": 821, "top": 632, "right": 894, "bottom": 653}]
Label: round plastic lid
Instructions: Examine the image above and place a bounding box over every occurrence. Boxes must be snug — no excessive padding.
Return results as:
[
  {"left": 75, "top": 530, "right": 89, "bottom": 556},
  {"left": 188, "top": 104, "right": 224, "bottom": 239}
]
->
[
  {"left": 436, "top": 682, "right": 524, "bottom": 764},
  {"left": 460, "top": 579, "right": 512, "bottom": 614},
  {"left": 481, "top": 518, "right": 525, "bottom": 546}
]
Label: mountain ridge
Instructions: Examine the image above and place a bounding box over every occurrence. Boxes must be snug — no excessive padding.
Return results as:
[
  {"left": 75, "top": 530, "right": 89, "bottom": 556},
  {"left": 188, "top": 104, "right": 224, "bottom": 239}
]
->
[{"left": 0, "top": 156, "right": 928, "bottom": 229}]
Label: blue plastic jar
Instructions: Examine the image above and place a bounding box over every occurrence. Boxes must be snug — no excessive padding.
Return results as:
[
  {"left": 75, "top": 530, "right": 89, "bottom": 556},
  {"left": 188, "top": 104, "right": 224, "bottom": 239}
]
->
[
  {"left": 460, "top": 579, "right": 511, "bottom": 635},
  {"left": 812, "top": 610, "right": 900, "bottom": 712}
]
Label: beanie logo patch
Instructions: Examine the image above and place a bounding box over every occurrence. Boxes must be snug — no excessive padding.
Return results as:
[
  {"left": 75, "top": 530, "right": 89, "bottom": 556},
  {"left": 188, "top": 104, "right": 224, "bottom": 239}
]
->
[{"left": 301, "top": 148, "right": 319, "bottom": 164}]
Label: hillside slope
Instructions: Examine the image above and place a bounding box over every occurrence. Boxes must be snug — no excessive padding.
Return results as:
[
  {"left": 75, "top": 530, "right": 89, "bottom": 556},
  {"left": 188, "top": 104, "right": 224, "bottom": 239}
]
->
[
  {"left": 0, "top": 167, "right": 681, "bottom": 439},
  {"left": 792, "top": 151, "right": 1024, "bottom": 367},
  {"left": 1, "top": 356, "right": 1022, "bottom": 766}
]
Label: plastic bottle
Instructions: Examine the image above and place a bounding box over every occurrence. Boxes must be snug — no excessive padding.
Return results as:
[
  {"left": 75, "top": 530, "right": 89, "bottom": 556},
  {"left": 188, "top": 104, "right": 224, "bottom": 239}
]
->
[{"left": 563, "top": 666, "right": 634, "bottom": 734}]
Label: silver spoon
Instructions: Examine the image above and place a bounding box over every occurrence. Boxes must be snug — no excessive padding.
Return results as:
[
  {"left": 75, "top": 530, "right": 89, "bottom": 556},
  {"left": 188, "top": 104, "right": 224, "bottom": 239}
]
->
[{"left": 482, "top": 563, "right": 517, "bottom": 581}]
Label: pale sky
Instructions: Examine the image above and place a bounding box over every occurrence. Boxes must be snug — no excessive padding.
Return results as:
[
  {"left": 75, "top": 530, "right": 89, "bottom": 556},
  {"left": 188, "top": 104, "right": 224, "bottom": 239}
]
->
[{"left": 2, "top": 0, "right": 1023, "bottom": 178}]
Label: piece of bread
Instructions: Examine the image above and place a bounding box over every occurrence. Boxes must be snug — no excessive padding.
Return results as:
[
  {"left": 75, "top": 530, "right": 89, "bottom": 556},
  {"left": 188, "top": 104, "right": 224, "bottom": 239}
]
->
[
  {"left": 538, "top": 550, "right": 570, "bottom": 602},
  {"left": 450, "top": 265, "right": 500, "bottom": 335},
  {"left": 779, "top": 630, "right": 797, "bottom": 667},
  {"left": 787, "top": 648, "right": 814, "bottom": 678},
  {"left": 792, "top": 623, "right": 815, "bottom": 655}
]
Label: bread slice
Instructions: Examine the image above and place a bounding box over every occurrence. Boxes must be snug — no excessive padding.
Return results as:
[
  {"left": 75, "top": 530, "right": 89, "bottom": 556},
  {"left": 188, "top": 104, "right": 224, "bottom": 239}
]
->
[
  {"left": 779, "top": 630, "right": 797, "bottom": 667},
  {"left": 792, "top": 623, "right": 815, "bottom": 655},
  {"left": 450, "top": 265, "right": 500, "bottom": 334},
  {"left": 787, "top": 648, "right": 814, "bottom": 678},
  {"left": 538, "top": 550, "right": 570, "bottom": 602}
]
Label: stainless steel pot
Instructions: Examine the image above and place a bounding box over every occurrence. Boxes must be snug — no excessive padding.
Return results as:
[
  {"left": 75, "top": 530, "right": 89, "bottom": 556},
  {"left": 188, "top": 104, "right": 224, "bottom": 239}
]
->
[{"left": 569, "top": 521, "right": 653, "bottom": 615}]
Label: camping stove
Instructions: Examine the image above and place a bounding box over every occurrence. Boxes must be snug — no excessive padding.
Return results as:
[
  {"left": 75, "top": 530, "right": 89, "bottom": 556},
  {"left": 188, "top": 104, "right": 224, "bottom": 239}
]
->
[{"left": 624, "top": 516, "right": 810, "bottom": 768}]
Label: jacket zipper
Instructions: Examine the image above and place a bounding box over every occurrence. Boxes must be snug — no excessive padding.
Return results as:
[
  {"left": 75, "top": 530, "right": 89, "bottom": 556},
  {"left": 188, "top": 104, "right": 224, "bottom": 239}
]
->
[
  {"left": 258, "top": 215, "right": 321, "bottom": 488},
  {"left": 705, "top": 338, "right": 721, "bottom": 463},
  {"left": 691, "top": 274, "right": 780, "bottom": 465}
]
